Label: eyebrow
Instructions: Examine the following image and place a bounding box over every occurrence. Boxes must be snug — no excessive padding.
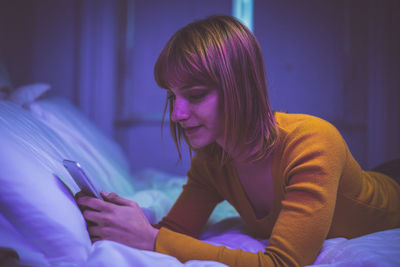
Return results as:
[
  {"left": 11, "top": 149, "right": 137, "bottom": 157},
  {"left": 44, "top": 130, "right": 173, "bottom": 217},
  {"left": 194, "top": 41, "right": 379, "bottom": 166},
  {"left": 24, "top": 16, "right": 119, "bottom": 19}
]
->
[
  {"left": 178, "top": 85, "right": 194, "bottom": 90},
  {"left": 163, "top": 85, "right": 207, "bottom": 92},
  {"left": 179, "top": 85, "right": 207, "bottom": 90}
]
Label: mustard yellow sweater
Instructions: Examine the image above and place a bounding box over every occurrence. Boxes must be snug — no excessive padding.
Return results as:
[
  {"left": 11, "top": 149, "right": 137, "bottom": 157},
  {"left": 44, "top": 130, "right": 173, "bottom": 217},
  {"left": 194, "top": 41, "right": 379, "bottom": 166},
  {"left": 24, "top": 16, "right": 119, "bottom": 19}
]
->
[{"left": 154, "top": 112, "right": 400, "bottom": 266}]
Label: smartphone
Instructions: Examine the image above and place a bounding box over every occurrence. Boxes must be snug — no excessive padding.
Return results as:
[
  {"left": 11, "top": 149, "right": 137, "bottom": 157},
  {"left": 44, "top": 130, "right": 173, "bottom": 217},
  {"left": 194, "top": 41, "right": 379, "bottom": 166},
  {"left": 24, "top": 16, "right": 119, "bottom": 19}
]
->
[{"left": 63, "top": 159, "right": 103, "bottom": 200}]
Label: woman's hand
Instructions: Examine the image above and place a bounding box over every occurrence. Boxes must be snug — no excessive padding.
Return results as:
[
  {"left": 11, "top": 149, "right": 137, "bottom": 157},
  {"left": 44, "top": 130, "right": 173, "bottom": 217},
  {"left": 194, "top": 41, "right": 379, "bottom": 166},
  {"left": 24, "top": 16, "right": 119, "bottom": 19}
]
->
[{"left": 75, "top": 191, "right": 159, "bottom": 251}]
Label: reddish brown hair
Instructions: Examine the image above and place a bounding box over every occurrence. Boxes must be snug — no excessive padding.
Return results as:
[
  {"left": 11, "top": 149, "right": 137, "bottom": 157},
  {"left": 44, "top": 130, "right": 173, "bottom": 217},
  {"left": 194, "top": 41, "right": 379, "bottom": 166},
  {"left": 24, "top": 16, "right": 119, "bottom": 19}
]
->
[{"left": 154, "top": 15, "right": 277, "bottom": 164}]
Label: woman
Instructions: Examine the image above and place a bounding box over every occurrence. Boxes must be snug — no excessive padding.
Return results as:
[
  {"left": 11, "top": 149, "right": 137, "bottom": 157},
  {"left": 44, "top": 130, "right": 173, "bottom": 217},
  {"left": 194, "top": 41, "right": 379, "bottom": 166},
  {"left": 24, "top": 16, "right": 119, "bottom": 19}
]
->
[{"left": 77, "top": 15, "right": 400, "bottom": 266}]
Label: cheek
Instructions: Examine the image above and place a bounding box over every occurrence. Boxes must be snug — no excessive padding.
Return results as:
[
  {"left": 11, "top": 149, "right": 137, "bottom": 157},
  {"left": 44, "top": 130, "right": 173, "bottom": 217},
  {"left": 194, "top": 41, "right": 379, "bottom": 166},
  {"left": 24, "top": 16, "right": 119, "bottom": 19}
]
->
[
  {"left": 206, "top": 103, "right": 222, "bottom": 125},
  {"left": 208, "top": 105, "right": 224, "bottom": 133}
]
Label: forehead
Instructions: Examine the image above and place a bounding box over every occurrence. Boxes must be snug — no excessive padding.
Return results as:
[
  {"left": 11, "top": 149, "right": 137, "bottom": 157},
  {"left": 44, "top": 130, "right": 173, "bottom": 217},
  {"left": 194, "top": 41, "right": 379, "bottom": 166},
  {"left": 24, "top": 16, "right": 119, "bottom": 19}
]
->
[
  {"left": 168, "top": 84, "right": 214, "bottom": 93},
  {"left": 161, "top": 55, "right": 216, "bottom": 91}
]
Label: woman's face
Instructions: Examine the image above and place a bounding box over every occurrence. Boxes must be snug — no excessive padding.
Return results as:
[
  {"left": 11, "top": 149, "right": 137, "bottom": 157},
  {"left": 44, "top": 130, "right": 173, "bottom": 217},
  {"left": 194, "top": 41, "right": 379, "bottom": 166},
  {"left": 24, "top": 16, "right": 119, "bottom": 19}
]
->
[{"left": 168, "top": 85, "right": 224, "bottom": 149}]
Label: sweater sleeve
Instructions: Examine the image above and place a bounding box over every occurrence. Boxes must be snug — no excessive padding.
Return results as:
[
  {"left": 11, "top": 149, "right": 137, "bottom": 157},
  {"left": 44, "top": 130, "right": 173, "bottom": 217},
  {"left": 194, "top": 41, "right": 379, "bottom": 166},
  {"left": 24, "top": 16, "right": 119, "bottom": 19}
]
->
[
  {"left": 154, "top": 156, "right": 223, "bottom": 238},
  {"left": 155, "top": 118, "right": 347, "bottom": 266},
  {"left": 266, "top": 118, "right": 346, "bottom": 265}
]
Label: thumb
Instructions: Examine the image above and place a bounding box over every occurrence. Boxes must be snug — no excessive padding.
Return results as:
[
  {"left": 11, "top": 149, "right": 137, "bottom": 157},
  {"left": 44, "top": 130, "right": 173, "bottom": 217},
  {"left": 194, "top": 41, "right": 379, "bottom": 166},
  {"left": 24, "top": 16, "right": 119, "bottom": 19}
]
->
[{"left": 101, "top": 191, "right": 132, "bottom": 206}]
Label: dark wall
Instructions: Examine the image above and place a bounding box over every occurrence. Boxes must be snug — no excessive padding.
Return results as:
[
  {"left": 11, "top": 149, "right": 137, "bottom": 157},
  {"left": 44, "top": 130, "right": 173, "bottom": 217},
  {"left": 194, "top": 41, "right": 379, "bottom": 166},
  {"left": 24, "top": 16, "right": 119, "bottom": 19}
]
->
[
  {"left": 0, "top": 0, "right": 35, "bottom": 87},
  {"left": 1, "top": 0, "right": 399, "bottom": 175}
]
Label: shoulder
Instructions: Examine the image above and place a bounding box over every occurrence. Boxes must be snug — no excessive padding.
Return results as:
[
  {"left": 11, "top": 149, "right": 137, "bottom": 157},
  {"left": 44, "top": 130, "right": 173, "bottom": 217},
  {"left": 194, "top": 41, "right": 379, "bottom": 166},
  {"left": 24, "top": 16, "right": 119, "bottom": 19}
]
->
[
  {"left": 276, "top": 112, "right": 339, "bottom": 134},
  {"left": 275, "top": 112, "right": 344, "bottom": 147},
  {"left": 273, "top": 112, "right": 347, "bottom": 177}
]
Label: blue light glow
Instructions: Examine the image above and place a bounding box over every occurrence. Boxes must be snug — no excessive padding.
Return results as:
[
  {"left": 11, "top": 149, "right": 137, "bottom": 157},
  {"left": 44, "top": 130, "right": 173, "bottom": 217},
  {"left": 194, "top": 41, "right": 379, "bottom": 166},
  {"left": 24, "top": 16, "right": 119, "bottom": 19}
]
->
[{"left": 232, "top": 0, "right": 254, "bottom": 32}]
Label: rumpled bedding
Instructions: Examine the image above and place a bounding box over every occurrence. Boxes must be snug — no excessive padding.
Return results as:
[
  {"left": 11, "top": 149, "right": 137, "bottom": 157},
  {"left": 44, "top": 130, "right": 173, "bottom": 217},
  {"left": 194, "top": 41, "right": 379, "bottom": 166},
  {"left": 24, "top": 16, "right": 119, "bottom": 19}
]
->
[
  {"left": 0, "top": 95, "right": 399, "bottom": 267},
  {"left": 80, "top": 221, "right": 400, "bottom": 267}
]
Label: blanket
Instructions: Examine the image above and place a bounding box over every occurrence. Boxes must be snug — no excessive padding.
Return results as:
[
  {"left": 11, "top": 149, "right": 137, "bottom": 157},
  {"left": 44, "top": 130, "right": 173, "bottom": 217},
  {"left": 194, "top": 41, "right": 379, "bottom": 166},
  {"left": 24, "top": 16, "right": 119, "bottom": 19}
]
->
[{"left": 0, "top": 94, "right": 399, "bottom": 266}]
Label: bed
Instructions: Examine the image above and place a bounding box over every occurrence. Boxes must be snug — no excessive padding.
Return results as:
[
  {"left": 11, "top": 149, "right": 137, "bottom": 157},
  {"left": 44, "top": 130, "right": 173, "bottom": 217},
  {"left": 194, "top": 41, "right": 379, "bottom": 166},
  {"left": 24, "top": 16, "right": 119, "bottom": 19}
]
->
[{"left": 0, "top": 84, "right": 399, "bottom": 267}]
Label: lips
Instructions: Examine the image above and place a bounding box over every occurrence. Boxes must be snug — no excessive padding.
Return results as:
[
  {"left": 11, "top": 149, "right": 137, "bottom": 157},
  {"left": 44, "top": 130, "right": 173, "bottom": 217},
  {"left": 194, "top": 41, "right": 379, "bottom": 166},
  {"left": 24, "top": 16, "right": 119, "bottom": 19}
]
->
[{"left": 184, "top": 125, "right": 202, "bottom": 135}]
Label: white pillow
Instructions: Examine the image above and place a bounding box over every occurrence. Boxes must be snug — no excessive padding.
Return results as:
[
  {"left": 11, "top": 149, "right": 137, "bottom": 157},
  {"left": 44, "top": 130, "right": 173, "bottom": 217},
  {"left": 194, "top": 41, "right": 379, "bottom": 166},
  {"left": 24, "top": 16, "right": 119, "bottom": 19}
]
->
[
  {"left": 0, "top": 214, "right": 49, "bottom": 266},
  {"left": 7, "top": 83, "right": 51, "bottom": 105},
  {"left": 27, "top": 97, "right": 135, "bottom": 196},
  {"left": 0, "top": 100, "right": 91, "bottom": 265}
]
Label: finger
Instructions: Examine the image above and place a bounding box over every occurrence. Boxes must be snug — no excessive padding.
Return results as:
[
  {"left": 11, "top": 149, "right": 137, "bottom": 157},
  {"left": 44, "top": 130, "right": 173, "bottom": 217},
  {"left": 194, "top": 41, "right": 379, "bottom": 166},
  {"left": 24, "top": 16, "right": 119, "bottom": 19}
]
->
[
  {"left": 76, "top": 196, "right": 98, "bottom": 210},
  {"left": 82, "top": 209, "right": 108, "bottom": 225},
  {"left": 77, "top": 196, "right": 112, "bottom": 212},
  {"left": 87, "top": 225, "right": 104, "bottom": 238},
  {"left": 74, "top": 190, "right": 87, "bottom": 199},
  {"left": 102, "top": 192, "right": 134, "bottom": 206},
  {"left": 75, "top": 190, "right": 100, "bottom": 202},
  {"left": 87, "top": 225, "right": 116, "bottom": 241},
  {"left": 83, "top": 209, "right": 117, "bottom": 228},
  {"left": 85, "top": 220, "right": 97, "bottom": 228},
  {"left": 75, "top": 192, "right": 94, "bottom": 212}
]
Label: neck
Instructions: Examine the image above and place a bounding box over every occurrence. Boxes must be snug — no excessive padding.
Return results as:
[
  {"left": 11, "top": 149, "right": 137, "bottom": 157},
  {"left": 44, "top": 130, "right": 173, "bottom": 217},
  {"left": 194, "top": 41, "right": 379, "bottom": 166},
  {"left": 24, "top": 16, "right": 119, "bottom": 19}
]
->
[{"left": 216, "top": 141, "right": 263, "bottom": 167}]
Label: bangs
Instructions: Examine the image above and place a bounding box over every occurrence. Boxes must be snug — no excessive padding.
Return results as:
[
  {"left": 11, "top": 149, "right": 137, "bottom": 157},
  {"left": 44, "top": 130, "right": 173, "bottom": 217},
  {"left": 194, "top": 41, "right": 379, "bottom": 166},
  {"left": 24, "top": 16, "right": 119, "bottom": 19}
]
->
[
  {"left": 155, "top": 55, "right": 199, "bottom": 90},
  {"left": 154, "top": 30, "right": 218, "bottom": 90}
]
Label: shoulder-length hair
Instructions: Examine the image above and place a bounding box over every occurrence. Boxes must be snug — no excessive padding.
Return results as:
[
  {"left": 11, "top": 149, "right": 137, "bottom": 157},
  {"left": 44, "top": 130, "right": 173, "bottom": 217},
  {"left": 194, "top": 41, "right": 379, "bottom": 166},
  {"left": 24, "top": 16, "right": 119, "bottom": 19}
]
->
[{"left": 154, "top": 15, "right": 278, "bottom": 165}]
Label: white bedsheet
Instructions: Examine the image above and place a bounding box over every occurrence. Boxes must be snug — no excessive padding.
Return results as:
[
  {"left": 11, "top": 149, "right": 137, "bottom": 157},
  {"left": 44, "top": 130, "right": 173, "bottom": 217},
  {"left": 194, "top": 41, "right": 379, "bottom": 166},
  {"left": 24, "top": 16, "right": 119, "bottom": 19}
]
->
[
  {"left": 83, "top": 241, "right": 227, "bottom": 267},
  {"left": 311, "top": 228, "right": 400, "bottom": 267},
  {"left": 74, "top": 217, "right": 400, "bottom": 267}
]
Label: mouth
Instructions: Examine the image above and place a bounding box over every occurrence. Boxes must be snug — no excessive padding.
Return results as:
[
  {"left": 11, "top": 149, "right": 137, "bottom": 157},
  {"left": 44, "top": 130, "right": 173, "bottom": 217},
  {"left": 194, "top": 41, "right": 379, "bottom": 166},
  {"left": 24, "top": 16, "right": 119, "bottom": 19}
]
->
[{"left": 184, "top": 125, "right": 202, "bottom": 135}]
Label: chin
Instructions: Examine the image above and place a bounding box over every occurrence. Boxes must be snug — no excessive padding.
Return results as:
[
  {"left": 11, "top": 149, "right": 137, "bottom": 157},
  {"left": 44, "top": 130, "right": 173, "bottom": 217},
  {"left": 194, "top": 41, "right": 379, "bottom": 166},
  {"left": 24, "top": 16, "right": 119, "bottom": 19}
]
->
[
  {"left": 189, "top": 142, "right": 206, "bottom": 149},
  {"left": 188, "top": 139, "right": 213, "bottom": 149}
]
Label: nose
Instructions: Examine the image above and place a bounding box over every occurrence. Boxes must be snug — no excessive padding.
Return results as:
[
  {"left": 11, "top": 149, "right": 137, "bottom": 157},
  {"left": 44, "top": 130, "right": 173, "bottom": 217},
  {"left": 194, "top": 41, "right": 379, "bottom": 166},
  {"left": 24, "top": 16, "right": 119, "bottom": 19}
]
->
[{"left": 171, "top": 98, "right": 190, "bottom": 123}]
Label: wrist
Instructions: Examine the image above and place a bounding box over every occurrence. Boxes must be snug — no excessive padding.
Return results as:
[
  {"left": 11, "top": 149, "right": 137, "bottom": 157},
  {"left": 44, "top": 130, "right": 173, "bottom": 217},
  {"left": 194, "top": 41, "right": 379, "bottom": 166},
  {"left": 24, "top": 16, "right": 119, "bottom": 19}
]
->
[{"left": 150, "top": 227, "right": 159, "bottom": 251}]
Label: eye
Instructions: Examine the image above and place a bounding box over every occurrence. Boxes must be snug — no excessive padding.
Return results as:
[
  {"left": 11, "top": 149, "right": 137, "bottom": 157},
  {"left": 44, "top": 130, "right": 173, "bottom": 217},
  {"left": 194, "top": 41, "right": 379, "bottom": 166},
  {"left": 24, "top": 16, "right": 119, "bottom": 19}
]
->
[{"left": 188, "top": 92, "right": 207, "bottom": 102}]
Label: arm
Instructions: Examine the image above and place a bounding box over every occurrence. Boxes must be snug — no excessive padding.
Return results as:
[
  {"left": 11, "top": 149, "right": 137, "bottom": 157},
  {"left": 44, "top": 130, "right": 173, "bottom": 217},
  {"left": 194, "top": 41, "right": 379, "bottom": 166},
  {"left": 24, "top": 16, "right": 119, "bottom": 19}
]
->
[
  {"left": 155, "top": 119, "right": 347, "bottom": 266},
  {"left": 154, "top": 156, "right": 224, "bottom": 237},
  {"left": 76, "top": 155, "right": 223, "bottom": 250},
  {"left": 265, "top": 119, "right": 346, "bottom": 265}
]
